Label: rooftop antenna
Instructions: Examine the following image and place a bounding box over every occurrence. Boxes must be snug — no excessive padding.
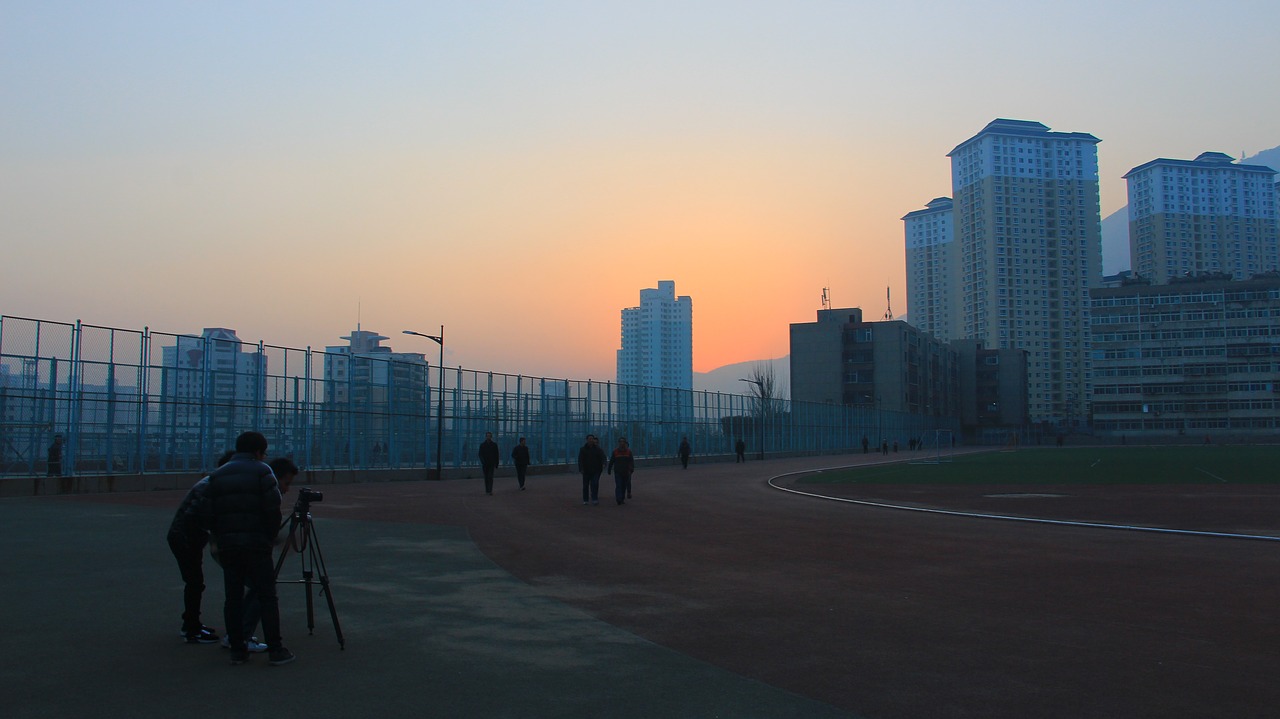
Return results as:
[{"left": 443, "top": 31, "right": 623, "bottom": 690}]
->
[
  {"left": 357, "top": 299, "right": 362, "bottom": 331},
  {"left": 821, "top": 287, "right": 831, "bottom": 311},
  {"left": 883, "top": 285, "right": 894, "bottom": 321}
]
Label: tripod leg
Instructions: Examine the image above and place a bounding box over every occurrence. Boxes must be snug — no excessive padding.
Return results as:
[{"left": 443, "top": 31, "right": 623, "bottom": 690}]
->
[{"left": 305, "top": 519, "right": 346, "bottom": 650}]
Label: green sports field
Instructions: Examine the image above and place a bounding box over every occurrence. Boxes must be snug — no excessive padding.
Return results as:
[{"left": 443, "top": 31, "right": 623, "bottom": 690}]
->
[{"left": 800, "top": 445, "right": 1280, "bottom": 486}]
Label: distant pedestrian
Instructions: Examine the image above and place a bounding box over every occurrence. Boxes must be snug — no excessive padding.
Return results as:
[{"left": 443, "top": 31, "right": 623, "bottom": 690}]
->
[
  {"left": 678, "top": 436, "right": 691, "bottom": 469},
  {"left": 511, "top": 437, "right": 531, "bottom": 490},
  {"left": 608, "top": 437, "right": 635, "bottom": 505},
  {"left": 735, "top": 438, "right": 746, "bottom": 463},
  {"left": 881, "top": 440, "right": 889, "bottom": 455},
  {"left": 478, "top": 432, "right": 500, "bottom": 495},
  {"left": 861, "top": 436, "right": 869, "bottom": 454},
  {"left": 577, "top": 434, "right": 606, "bottom": 505},
  {"left": 893, "top": 440, "right": 899, "bottom": 453},
  {"left": 47, "top": 434, "right": 63, "bottom": 476}
]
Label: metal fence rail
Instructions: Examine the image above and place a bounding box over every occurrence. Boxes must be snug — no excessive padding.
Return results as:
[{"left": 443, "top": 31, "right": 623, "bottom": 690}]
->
[{"left": 0, "top": 315, "right": 956, "bottom": 477}]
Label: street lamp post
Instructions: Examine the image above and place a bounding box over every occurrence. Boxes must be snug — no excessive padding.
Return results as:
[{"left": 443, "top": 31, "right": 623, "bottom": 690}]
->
[
  {"left": 403, "top": 327, "right": 445, "bottom": 480},
  {"left": 739, "top": 378, "right": 766, "bottom": 460}
]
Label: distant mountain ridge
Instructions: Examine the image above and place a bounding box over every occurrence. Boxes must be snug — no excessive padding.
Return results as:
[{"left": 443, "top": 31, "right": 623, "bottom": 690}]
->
[
  {"left": 1102, "top": 145, "right": 1280, "bottom": 275},
  {"left": 694, "top": 356, "right": 790, "bottom": 397}
]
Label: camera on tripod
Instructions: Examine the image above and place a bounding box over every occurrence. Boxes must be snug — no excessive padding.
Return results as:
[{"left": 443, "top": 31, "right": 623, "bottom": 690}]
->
[{"left": 291, "top": 487, "right": 323, "bottom": 517}]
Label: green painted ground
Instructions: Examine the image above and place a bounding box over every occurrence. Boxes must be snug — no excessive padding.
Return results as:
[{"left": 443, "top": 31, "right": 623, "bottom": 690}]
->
[{"left": 800, "top": 446, "right": 1280, "bottom": 485}]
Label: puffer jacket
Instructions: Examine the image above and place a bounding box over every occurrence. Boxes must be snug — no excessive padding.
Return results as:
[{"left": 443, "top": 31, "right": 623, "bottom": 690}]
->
[
  {"left": 204, "top": 453, "right": 281, "bottom": 551},
  {"left": 167, "top": 477, "right": 210, "bottom": 547}
]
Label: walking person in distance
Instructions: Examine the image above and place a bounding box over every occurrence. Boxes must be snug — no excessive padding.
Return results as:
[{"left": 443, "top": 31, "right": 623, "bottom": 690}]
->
[
  {"left": 478, "top": 431, "right": 500, "bottom": 495},
  {"left": 577, "top": 434, "right": 606, "bottom": 506},
  {"left": 510, "top": 437, "right": 531, "bottom": 490},
  {"left": 608, "top": 437, "right": 635, "bottom": 505},
  {"left": 678, "top": 436, "right": 691, "bottom": 469}
]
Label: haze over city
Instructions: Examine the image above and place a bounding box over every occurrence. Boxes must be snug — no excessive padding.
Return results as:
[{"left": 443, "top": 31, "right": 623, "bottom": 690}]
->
[{"left": 3, "top": 1, "right": 1278, "bottom": 380}]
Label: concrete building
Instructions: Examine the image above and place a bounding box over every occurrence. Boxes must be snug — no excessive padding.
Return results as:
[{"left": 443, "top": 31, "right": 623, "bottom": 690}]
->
[
  {"left": 159, "top": 328, "right": 266, "bottom": 436},
  {"left": 322, "top": 328, "right": 428, "bottom": 466},
  {"left": 952, "top": 339, "right": 1029, "bottom": 442},
  {"left": 1089, "top": 273, "right": 1280, "bottom": 436},
  {"left": 948, "top": 118, "right": 1103, "bottom": 425},
  {"left": 789, "top": 308, "right": 958, "bottom": 418},
  {"left": 617, "top": 280, "right": 693, "bottom": 390},
  {"left": 1124, "top": 152, "right": 1279, "bottom": 282},
  {"left": 903, "top": 197, "right": 960, "bottom": 342}
]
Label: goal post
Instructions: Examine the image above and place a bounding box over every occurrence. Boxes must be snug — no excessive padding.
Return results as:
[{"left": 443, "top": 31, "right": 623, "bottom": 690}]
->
[{"left": 912, "top": 429, "right": 954, "bottom": 465}]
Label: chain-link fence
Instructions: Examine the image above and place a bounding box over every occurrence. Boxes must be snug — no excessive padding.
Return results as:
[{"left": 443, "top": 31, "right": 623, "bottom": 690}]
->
[{"left": 0, "top": 315, "right": 956, "bottom": 477}]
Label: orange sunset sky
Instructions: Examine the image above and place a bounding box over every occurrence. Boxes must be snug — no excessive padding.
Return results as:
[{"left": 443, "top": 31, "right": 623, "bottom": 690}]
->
[{"left": 3, "top": 2, "right": 1278, "bottom": 380}]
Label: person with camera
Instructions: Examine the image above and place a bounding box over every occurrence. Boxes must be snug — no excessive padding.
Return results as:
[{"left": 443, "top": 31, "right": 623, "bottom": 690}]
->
[
  {"left": 203, "top": 431, "right": 295, "bottom": 666},
  {"left": 222, "top": 456, "right": 299, "bottom": 654},
  {"left": 167, "top": 450, "right": 233, "bottom": 644}
]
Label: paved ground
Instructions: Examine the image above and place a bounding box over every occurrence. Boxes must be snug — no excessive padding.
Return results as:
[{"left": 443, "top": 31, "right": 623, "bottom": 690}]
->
[{"left": 6, "top": 448, "right": 1279, "bottom": 718}]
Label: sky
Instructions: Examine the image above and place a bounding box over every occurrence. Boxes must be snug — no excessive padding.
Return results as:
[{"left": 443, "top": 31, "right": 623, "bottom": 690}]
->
[{"left": 3, "top": 1, "right": 1279, "bottom": 380}]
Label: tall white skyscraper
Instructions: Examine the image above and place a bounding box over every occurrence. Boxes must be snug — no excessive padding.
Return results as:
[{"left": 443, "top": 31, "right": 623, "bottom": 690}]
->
[
  {"left": 948, "top": 119, "right": 1103, "bottom": 425},
  {"left": 617, "top": 280, "right": 693, "bottom": 390},
  {"left": 903, "top": 197, "right": 960, "bottom": 341},
  {"left": 1124, "top": 152, "right": 1279, "bottom": 281}
]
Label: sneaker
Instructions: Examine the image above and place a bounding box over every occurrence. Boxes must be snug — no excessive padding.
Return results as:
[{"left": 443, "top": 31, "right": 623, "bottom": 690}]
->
[
  {"left": 591, "top": 500, "right": 599, "bottom": 505},
  {"left": 268, "top": 647, "right": 297, "bottom": 666},
  {"left": 182, "top": 626, "right": 219, "bottom": 644},
  {"left": 229, "top": 649, "right": 249, "bottom": 665},
  {"left": 221, "top": 636, "right": 268, "bottom": 653}
]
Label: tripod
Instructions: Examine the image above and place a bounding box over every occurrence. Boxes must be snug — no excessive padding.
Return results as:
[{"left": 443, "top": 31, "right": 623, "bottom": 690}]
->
[{"left": 274, "top": 499, "right": 345, "bottom": 649}]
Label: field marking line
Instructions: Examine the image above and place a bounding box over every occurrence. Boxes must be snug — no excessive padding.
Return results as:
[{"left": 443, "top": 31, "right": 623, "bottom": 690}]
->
[
  {"left": 1196, "top": 467, "right": 1227, "bottom": 483},
  {"left": 1090, "top": 460, "right": 1101, "bottom": 468},
  {"left": 766, "top": 467, "right": 1280, "bottom": 543}
]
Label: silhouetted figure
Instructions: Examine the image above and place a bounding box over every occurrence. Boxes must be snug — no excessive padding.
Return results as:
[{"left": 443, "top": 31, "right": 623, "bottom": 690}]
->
[
  {"left": 168, "top": 450, "right": 234, "bottom": 645},
  {"left": 735, "top": 439, "right": 746, "bottom": 463},
  {"left": 511, "top": 437, "right": 531, "bottom": 490},
  {"left": 577, "top": 434, "right": 606, "bottom": 505},
  {"left": 678, "top": 437, "right": 691, "bottom": 469},
  {"left": 881, "top": 440, "right": 889, "bottom": 455},
  {"left": 478, "top": 431, "right": 499, "bottom": 495},
  {"left": 203, "top": 431, "right": 294, "bottom": 666},
  {"left": 608, "top": 437, "right": 635, "bottom": 505},
  {"left": 47, "top": 434, "right": 63, "bottom": 476},
  {"left": 862, "top": 436, "right": 869, "bottom": 454}
]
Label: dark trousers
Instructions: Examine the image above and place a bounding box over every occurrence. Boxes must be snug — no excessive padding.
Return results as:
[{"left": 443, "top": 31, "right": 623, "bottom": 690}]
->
[
  {"left": 613, "top": 472, "right": 631, "bottom": 504},
  {"left": 167, "top": 532, "right": 207, "bottom": 632},
  {"left": 514, "top": 463, "right": 528, "bottom": 488},
  {"left": 220, "top": 547, "right": 282, "bottom": 652},
  {"left": 679, "top": 454, "right": 689, "bottom": 469},
  {"left": 482, "top": 464, "right": 496, "bottom": 493},
  {"left": 581, "top": 471, "right": 601, "bottom": 503}
]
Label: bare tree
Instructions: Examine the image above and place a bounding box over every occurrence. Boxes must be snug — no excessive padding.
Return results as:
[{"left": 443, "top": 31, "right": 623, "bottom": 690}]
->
[{"left": 744, "top": 362, "right": 786, "bottom": 415}]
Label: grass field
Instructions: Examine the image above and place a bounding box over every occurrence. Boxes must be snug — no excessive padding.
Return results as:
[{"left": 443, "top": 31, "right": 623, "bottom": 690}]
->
[{"left": 800, "top": 445, "right": 1280, "bottom": 485}]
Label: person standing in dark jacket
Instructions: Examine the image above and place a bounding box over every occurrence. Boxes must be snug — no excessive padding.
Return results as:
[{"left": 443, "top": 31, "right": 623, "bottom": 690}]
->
[
  {"left": 478, "top": 432, "right": 500, "bottom": 495},
  {"left": 510, "top": 437, "right": 531, "bottom": 490},
  {"left": 204, "top": 431, "right": 294, "bottom": 666},
  {"left": 607, "top": 437, "right": 635, "bottom": 505},
  {"left": 576, "top": 434, "right": 606, "bottom": 505},
  {"left": 677, "top": 436, "right": 691, "bottom": 469},
  {"left": 47, "top": 434, "right": 63, "bottom": 476}
]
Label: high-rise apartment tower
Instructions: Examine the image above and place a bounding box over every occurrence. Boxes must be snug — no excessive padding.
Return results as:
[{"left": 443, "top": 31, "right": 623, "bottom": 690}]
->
[
  {"left": 948, "top": 119, "right": 1103, "bottom": 425},
  {"left": 1124, "top": 152, "right": 1279, "bottom": 281},
  {"left": 617, "top": 280, "right": 693, "bottom": 390},
  {"left": 903, "top": 197, "right": 960, "bottom": 341}
]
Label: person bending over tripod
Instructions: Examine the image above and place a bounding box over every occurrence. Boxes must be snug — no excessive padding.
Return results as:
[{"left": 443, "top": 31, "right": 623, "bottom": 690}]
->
[
  {"left": 167, "top": 450, "right": 233, "bottom": 644},
  {"left": 204, "top": 431, "right": 296, "bottom": 666}
]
